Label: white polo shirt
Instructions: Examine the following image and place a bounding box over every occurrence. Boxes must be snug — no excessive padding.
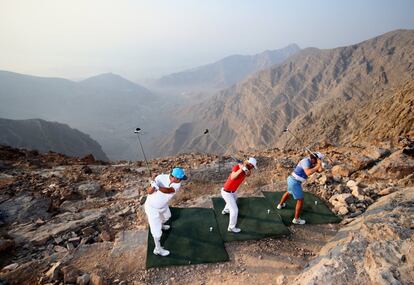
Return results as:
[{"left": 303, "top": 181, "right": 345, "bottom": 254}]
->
[{"left": 145, "top": 174, "right": 181, "bottom": 209}]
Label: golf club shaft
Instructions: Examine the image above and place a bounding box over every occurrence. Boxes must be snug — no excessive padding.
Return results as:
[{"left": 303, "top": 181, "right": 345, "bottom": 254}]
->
[
  {"left": 285, "top": 129, "right": 335, "bottom": 164},
  {"left": 136, "top": 134, "right": 152, "bottom": 177},
  {"left": 206, "top": 132, "right": 240, "bottom": 163},
  {"left": 286, "top": 129, "right": 314, "bottom": 155}
]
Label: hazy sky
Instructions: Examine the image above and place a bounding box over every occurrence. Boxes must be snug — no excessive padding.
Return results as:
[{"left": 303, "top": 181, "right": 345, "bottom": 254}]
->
[{"left": 1, "top": 0, "right": 413, "bottom": 81}]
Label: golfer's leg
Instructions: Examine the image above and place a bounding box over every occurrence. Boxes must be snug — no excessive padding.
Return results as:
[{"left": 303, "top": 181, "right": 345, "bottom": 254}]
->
[
  {"left": 222, "top": 190, "right": 238, "bottom": 228},
  {"left": 221, "top": 189, "right": 230, "bottom": 212},
  {"left": 160, "top": 206, "right": 171, "bottom": 224},
  {"left": 279, "top": 192, "right": 290, "bottom": 205},
  {"left": 231, "top": 192, "right": 239, "bottom": 227},
  {"left": 294, "top": 199, "right": 304, "bottom": 219},
  {"left": 228, "top": 195, "right": 238, "bottom": 228},
  {"left": 145, "top": 204, "right": 162, "bottom": 246}
]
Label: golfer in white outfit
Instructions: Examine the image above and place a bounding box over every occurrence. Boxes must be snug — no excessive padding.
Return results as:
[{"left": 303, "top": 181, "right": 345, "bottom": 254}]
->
[
  {"left": 144, "top": 167, "right": 187, "bottom": 256},
  {"left": 221, "top": 157, "right": 257, "bottom": 233}
]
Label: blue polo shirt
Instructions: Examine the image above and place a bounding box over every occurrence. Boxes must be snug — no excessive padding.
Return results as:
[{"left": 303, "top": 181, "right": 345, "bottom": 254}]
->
[{"left": 292, "top": 158, "right": 312, "bottom": 182}]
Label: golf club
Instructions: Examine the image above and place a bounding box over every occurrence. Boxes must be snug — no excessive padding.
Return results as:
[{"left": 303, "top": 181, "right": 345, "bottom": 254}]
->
[
  {"left": 134, "top": 127, "right": 152, "bottom": 177},
  {"left": 134, "top": 128, "right": 152, "bottom": 205},
  {"left": 203, "top": 129, "right": 242, "bottom": 163},
  {"left": 283, "top": 128, "right": 334, "bottom": 165}
]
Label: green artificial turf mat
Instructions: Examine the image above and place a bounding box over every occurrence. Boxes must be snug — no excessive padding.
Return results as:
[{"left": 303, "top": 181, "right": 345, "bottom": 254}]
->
[
  {"left": 262, "top": 191, "right": 341, "bottom": 225},
  {"left": 146, "top": 207, "right": 229, "bottom": 268},
  {"left": 212, "top": 197, "right": 290, "bottom": 242}
]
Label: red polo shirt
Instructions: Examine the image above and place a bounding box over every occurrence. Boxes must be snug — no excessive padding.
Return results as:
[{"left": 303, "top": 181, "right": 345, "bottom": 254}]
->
[{"left": 223, "top": 165, "right": 246, "bottom": 192}]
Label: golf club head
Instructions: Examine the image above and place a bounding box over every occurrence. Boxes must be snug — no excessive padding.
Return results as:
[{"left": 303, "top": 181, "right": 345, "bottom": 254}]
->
[
  {"left": 203, "top": 129, "right": 209, "bottom": 135},
  {"left": 283, "top": 128, "right": 289, "bottom": 132},
  {"left": 134, "top": 127, "right": 142, "bottom": 134},
  {"left": 139, "top": 195, "right": 147, "bottom": 205}
]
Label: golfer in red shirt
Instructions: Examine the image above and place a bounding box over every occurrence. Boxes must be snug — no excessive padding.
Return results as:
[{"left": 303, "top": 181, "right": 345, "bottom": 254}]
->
[{"left": 221, "top": 157, "right": 257, "bottom": 233}]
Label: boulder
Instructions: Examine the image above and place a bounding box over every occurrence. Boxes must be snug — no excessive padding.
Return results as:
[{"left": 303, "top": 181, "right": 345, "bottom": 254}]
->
[
  {"left": 331, "top": 164, "right": 353, "bottom": 177},
  {"left": 347, "top": 181, "right": 365, "bottom": 199},
  {"left": 99, "top": 230, "right": 112, "bottom": 242},
  {"left": 318, "top": 174, "right": 333, "bottom": 185},
  {"left": 77, "top": 182, "right": 101, "bottom": 197},
  {"left": 293, "top": 187, "right": 414, "bottom": 285},
  {"left": 337, "top": 206, "right": 349, "bottom": 215},
  {"left": 77, "top": 273, "right": 90, "bottom": 285},
  {"left": 369, "top": 150, "right": 414, "bottom": 180},
  {"left": 90, "top": 272, "right": 108, "bottom": 285},
  {"left": 329, "top": 193, "right": 354, "bottom": 206},
  {"left": 2, "top": 263, "right": 18, "bottom": 271},
  {"left": 349, "top": 155, "right": 375, "bottom": 171},
  {"left": 378, "top": 187, "right": 399, "bottom": 196},
  {"left": 61, "top": 265, "right": 81, "bottom": 284},
  {"left": 0, "top": 194, "right": 51, "bottom": 224},
  {"left": 8, "top": 208, "right": 107, "bottom": 245}
]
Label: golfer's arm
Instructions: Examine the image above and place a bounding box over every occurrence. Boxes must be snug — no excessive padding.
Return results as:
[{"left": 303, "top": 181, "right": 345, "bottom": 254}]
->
[
  {"left": 304, "top": 165, "right": 320, "bottom": 176},
  {"left": 158, "top": 186, "right": 176, "bottom": 194},
  {"left": 147, "top": 186, "right": 156, "bottom": 194},
  {"left": 230, "top": 168, "right": 244, "bottom": 180}
]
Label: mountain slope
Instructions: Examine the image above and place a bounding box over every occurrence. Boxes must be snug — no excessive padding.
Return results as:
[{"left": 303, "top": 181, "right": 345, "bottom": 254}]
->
[
  {"left": 0, "top": 71, "right": 158, "bottom": 160},
  {"left": 0, "top": 118, "right": 108, "bottom": 160},
  {"left": 156, "top": 29, "right": 414, "bottom": 156},
  {"left": 279, "top": 79, "right": 414, "bottom": 149},
  {"left": 155, "top": 44, "right": 300, "bottom": 91},
  {"left": 79, "top": 73, "right": 153, "bottom": 95}
]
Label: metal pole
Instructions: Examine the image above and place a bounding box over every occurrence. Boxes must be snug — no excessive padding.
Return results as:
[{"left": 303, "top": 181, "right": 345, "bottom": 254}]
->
[{"left": 134, "top": 128, "right": 152, "bottom": 177}]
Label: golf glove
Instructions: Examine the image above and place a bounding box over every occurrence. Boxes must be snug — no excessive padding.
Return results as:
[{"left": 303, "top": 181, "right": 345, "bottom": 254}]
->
[
  {"left": 242, "top": 166, "right": 249, "bottom": 172},
  {"left": 150, "top": 180, "right": 159, "bottom": 191}
]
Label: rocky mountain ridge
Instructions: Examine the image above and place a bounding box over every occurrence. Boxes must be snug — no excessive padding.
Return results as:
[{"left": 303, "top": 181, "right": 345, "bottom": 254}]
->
[
  {"left": 157, "top": 29, "right": 414, "bottom": 156},
  {"left": 0, "top": 118, "right": 108, "bottom": 161},
  {"left": 0, "top": 71, "right": 160, "bottom": 160},
  {"left": 0, "top": 134, "right": 413, "bottom": 284},
  {"left": 154, "top": 44, "right": 300, "bottom": 92}
]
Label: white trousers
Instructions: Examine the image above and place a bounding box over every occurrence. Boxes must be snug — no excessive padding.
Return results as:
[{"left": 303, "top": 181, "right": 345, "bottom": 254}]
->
[
  {"left": 221, "top": 189, "right": 238, "bottom": 228},
  {"left": 144, "top": 203, "right": 171, "bottom": 239}
]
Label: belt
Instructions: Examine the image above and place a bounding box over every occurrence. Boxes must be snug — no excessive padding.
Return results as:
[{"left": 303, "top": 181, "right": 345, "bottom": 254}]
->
[
  {"left": 222, "top": 188, "right": 235, "bottom": 193},
  {"left": 290, "top": 173, "right": 306, "bottom": 183}
]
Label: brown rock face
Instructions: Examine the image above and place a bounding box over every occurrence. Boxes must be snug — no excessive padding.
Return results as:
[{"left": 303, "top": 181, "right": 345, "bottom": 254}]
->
[
  {"left": 369, "top": 150, "right": 414, "bottom": 180},
  {"left": 157, "top": 30, "right": 414, "bottom": 156},
  {"left": 0, "top": 239, "right": 14, "bottom": 253},
  {"left": 294, "top": 187, "right": 414, "bottom": 285}
]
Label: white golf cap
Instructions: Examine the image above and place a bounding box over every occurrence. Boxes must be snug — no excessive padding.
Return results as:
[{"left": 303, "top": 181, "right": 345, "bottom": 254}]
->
[
  {"left": 314, "top": 152, "right": 325, "bottom": 159},
  {"left": 247, "top": 157, "right": 258, "bottom": 169}
]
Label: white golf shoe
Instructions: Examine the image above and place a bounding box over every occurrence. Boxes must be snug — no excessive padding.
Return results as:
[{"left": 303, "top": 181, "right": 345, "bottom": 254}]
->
[
  {"left": 162, "top": 224, "right": 170, "bottom": 230},
  {"left": 227, "top": 227, "right": 241, "bottom": 233},
  {"left": 221, "top": 209, "right": 229, "bottom": 215},
  {"left": 277, "top": 203, "right": 286, "bottom": 210},
  {"left": 153, "top": 247, "right": 170, "bottom": 256},
  {"left": 292, "top": 218, "right": 306, "bottom": 225}
]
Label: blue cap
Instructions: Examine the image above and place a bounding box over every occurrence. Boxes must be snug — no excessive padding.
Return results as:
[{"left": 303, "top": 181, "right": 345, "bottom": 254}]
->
[{"left": 171, "top": 167, "right": 187, "bottom": 180}]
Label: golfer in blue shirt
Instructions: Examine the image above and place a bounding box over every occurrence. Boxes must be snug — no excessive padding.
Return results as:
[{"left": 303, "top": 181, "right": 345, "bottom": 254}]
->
[{"left": 276, "top": 152, "right": 324, "bottom": 224}]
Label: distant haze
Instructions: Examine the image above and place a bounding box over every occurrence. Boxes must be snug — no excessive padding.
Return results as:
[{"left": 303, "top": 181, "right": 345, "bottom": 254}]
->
[{"left": 1, "top": 0, "right": 414, "bottom": 80}]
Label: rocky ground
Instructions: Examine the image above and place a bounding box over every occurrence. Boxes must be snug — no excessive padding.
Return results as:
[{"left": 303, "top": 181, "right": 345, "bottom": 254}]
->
[{"left": 0, "top": 136, "right": 413, "bottom": 285}]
